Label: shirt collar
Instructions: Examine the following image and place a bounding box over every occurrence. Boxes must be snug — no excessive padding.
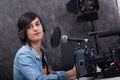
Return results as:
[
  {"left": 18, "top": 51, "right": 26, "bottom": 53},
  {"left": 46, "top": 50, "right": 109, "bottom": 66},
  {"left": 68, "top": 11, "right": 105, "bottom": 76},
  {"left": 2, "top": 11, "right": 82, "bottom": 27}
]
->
[{"left": 25, "top": 44, "right": 42, "bottom": 60}]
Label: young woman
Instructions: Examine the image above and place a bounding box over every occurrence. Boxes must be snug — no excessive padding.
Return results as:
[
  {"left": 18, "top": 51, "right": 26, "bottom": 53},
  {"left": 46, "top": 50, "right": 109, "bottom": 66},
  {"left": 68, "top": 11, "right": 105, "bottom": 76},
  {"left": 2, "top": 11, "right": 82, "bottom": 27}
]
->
[{"left": 13, "top": 12, "right": 76, "bottom": 80}]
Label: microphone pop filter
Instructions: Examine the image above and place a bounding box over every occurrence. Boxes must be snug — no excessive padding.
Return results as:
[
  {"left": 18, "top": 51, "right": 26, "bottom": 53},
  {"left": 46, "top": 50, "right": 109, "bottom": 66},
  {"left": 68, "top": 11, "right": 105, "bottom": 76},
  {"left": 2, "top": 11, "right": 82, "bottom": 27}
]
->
[{"left": 50, "top": 27, "right": 61, "bottom": 48}]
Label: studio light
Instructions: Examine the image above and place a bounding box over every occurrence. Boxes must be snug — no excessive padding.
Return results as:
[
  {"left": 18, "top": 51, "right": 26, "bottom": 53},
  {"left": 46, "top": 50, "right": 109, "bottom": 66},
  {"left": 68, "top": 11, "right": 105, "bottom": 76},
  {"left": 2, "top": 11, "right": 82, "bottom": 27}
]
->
[
  {"left": 78, "top": 0, "right": 99, "bottom": 12},
  {"left": 66, "top": 0, "right": 99, "bottom": 22}
]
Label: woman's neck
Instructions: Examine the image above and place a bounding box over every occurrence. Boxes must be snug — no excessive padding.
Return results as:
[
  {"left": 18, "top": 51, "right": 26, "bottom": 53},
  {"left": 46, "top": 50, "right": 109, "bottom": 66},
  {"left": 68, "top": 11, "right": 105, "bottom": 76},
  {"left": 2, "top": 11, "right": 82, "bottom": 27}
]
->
[{"left": 31, "top": 41, "right": 42, "bottom": 57}]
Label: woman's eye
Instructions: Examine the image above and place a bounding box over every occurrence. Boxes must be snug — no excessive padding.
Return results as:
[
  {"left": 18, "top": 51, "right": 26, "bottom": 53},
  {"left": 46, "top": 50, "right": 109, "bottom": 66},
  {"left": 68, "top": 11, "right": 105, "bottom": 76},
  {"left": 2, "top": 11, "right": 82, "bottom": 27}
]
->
[
  {"left": 27, "top": 26, "right": 31, "bottom": 29},
  {"left": 36, "top": 23, "right": 41, "bottom": 26}
]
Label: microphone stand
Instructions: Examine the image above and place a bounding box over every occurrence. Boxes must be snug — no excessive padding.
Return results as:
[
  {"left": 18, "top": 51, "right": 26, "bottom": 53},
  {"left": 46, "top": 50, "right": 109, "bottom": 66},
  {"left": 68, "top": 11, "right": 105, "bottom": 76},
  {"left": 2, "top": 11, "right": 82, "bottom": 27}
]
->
[{"left": 91, "top": 20, "right": 99, "bottom": 55}]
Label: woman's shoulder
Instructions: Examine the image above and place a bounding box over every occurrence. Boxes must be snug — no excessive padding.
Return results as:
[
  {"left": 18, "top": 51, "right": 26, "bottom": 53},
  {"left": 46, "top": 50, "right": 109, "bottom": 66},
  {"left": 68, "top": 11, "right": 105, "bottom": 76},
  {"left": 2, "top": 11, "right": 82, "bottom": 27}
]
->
[
  {"left": 15, "top": 44, "right": 32, "bottom": 57},
  {"left": 19, "top": 44, "right": 31, "bottom": 51}
]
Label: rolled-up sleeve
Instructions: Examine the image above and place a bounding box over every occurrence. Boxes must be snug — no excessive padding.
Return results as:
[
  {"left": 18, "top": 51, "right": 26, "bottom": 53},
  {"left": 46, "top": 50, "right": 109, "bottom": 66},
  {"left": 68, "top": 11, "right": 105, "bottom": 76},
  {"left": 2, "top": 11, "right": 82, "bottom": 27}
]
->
[
  {"left": 55, "top": 71, "right": 67, "bottom": 80},
  {"left": 37, "top": 72, "right": 66, "bottom": 80}
]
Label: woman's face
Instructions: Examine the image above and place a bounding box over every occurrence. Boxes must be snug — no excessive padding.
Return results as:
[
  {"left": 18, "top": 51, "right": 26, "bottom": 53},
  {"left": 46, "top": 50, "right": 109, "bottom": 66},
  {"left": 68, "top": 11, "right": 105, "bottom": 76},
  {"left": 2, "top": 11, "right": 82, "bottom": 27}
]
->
[{"left": 26, "top": 17, "right": 43, "bottom": 43}]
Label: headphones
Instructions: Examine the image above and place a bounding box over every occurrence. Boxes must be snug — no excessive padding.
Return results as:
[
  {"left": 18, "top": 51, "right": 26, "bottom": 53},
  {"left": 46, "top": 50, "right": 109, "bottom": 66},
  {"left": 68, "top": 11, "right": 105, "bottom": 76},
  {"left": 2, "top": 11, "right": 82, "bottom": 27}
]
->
[{"left": 18, "top": 29, "right": 26, "bottom": 44}]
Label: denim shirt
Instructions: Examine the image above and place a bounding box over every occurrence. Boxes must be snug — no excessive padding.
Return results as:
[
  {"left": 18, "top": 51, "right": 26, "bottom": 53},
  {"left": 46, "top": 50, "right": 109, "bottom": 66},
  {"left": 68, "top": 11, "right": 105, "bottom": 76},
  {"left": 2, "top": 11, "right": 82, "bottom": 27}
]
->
[{"left": 13, "top": 44, "right": 66, "bottom": 80}]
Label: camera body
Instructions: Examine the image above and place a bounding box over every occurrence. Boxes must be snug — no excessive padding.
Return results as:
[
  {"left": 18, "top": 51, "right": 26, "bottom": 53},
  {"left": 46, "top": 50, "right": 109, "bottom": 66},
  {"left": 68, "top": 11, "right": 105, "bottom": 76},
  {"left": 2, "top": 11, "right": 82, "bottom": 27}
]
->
[{"left": 74, "top": 45, "right": 120, "bottom": 78}]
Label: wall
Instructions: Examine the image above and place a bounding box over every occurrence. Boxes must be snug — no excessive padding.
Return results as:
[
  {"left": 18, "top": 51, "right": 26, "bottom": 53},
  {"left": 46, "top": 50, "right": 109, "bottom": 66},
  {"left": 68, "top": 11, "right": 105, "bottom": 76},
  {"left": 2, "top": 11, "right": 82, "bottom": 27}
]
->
[{"left": 0, "top": 0, "right": 119, "bottom": 80}]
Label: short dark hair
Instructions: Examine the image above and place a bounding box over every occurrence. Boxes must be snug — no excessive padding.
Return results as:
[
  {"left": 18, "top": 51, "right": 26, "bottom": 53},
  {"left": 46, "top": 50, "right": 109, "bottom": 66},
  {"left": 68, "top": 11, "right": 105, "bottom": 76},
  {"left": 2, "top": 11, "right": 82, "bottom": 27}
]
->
[{"left": 17, "top": 12, "right": 45, "bottom": 45}]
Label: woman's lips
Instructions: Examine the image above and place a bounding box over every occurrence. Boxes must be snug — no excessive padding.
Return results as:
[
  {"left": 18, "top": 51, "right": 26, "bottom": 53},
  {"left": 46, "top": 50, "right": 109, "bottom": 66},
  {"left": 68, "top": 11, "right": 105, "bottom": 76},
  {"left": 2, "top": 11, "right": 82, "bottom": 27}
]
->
[{"left": 33, "top": 32, "right": 40, "bottom": 35}]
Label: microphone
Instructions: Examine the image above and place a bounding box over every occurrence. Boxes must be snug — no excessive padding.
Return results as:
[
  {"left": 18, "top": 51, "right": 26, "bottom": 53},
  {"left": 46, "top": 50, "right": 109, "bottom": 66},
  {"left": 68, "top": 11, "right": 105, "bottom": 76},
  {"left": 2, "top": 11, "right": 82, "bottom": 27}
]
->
[
  {"left": 61, "top": 35, "right": 92, "bottom": 43},
  {"left": 50, "top": 27, "right": 93, "bottom": 48},
  {"left": 88, "top": 28, "right": 120, "bottom": 38}
]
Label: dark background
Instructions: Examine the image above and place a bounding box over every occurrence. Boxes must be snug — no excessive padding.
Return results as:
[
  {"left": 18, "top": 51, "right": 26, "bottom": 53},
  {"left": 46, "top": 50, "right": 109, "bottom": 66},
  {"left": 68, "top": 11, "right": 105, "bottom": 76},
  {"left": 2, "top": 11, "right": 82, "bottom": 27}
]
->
[{"left": 0, "top": 0, "right": 119, "bottom": 80}]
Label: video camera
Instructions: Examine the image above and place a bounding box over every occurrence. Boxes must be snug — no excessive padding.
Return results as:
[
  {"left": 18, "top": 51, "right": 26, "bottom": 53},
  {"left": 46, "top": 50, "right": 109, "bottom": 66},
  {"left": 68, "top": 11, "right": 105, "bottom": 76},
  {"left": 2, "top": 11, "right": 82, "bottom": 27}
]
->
[{"left": 74, "top": 43, "right": 120, "bottom": 78}]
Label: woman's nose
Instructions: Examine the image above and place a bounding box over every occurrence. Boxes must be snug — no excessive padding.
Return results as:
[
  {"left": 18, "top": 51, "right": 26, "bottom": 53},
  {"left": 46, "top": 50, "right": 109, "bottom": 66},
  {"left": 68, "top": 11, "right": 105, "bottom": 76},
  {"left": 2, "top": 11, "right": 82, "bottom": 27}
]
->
[{"left": 33, "top": 26, "right": 38, "bottom": 31}]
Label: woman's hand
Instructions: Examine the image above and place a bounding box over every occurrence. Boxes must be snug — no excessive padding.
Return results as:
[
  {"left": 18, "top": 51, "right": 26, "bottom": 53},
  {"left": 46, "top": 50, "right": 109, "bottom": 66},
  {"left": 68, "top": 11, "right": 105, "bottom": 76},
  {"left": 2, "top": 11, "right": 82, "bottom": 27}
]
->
[
  {"left": 48, "top": 69, "right": 55, "bottom": 74},
  {"left": 66, "top": 66, "right": 77, "bottom": 80}
]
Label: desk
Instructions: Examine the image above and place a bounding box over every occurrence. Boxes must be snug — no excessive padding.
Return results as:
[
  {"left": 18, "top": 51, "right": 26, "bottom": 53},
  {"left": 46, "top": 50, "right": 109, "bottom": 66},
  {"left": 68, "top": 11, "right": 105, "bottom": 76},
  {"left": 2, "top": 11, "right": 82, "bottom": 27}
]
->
[
  {"left": 71, "top": 76, "right": 120, "bottom": 80},
  {"left": 100, "top": 77, "right": 120, "bottom": 80},
  {"left": 73, "top": 66, "right": 120, "bottom": 80}
]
